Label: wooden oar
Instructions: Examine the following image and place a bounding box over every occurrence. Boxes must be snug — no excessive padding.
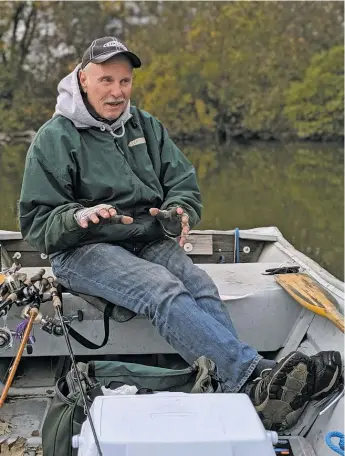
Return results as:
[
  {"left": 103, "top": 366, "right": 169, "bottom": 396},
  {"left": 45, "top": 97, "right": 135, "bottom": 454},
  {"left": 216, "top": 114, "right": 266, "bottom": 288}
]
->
[{"left": 275, "top": 273, "right": 344, "bottom": 332}]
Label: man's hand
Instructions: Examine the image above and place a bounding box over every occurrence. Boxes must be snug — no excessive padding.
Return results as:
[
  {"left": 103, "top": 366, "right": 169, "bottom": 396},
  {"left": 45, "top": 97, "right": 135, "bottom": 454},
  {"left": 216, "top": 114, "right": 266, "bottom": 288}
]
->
[
  {"left": 74, "top": 204, "right": 133, "bottom": 228},
  {"left": 149, "top": 206, "right": 190, "bottom": 247}
]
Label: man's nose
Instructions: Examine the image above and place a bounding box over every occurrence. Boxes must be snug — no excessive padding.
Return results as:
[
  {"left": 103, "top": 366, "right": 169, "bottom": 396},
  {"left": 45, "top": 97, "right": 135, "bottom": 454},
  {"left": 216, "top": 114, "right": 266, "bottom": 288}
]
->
[{"left": 110, "top": 82, "right": 123, "bottom": 98}]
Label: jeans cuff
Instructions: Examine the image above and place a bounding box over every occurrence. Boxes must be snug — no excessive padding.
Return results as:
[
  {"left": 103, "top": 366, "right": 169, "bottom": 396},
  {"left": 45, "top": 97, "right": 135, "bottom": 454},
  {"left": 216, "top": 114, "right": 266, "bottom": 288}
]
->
[{"left": 222, "top": 354, "right": 263, "bottom": 393}]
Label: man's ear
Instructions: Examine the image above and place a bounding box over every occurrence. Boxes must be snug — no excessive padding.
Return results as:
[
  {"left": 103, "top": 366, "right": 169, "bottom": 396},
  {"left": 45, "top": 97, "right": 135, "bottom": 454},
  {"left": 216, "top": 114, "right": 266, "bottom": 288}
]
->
[{"left": 79, "top": 69, "right": 87, "bottom": 93}]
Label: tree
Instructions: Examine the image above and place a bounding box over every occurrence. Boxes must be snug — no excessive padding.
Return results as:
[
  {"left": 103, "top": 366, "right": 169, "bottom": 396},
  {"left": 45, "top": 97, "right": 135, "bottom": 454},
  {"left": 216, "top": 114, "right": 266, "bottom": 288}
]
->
[
  {"left": 0, "top": 1, "right": 343, "bottom": 140},
  {"left": 284, "top": 45, "right": 344, "bottom": 139}
]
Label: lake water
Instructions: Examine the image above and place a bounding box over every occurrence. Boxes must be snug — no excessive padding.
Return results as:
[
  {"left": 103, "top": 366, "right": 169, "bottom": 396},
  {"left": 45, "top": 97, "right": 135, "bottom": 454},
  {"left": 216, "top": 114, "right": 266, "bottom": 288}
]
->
[{"left": 0, "top": 140, "right": 343, "bottom": 279}]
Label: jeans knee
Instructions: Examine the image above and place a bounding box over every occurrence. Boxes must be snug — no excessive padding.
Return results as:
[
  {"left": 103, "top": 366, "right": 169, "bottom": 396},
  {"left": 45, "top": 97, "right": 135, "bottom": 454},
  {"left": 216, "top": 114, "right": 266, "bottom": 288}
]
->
[
  {"left": 186, "top": 266, "right": 219, "bottom": 297},
  {"left": 146, "top": 273, "right": 187, "bottom": 323}
]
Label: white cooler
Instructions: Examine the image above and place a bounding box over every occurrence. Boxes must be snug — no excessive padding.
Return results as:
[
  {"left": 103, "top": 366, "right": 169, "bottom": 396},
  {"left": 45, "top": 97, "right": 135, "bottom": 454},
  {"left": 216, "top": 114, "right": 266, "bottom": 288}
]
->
[{"left": 72, "top": 392, "right": 278, "bottom": 456}]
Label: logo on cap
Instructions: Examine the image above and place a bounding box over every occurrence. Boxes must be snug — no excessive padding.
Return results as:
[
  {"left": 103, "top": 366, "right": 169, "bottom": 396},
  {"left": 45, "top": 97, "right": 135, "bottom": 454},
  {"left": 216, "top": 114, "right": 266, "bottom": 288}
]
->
[{"left": 103, "top": 40, "right": 127, "bottom": 50}]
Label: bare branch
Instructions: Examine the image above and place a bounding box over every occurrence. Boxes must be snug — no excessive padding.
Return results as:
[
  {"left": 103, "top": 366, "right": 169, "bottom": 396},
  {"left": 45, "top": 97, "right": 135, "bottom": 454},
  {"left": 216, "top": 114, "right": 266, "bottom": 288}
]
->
[
  {"left": 19, "top": 4, "right": 38, "bottom": 67},
  {"left": 11, "top": 2, "right": 25, "bottom": 57}
]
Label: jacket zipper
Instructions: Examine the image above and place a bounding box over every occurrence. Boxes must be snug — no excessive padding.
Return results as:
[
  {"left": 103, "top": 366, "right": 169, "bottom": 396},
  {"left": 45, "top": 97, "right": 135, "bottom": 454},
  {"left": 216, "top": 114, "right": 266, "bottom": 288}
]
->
[
  {"left": 113, "top": 138, "right": 158, "bottom": 249},
  {"left": 114, "top": 140, "right": 125, "bottom": 156},
  {"left": 113, "top": 139, "right": 138, "bottom": 233}
]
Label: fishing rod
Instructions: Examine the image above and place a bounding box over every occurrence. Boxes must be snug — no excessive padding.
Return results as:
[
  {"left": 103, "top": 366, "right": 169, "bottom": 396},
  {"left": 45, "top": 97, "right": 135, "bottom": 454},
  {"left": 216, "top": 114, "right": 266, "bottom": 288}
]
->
[
  {"left": 0, "top": 305, "right": 38, "bottom": 407},
  {"left": 0, "top": 266, "right": 51, "bottom": 406},
  {"left": 50, "top": 284, "right": 103, "bottom": 456},
  {"left": 0, "top": 264, "right": 103, "bottom": 455}
]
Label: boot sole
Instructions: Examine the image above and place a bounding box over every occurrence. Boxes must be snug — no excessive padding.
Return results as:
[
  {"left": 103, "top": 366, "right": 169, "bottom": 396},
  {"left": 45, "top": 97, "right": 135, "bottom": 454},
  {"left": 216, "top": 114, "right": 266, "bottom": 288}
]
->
[{"left": 255, "top": 351, "right": 308, "bottom": 413}]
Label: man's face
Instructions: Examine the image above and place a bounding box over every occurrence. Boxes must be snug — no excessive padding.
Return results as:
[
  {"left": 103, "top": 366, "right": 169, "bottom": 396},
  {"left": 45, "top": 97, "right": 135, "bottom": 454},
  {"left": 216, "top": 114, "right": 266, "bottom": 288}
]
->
[{"left": 79, "top": 56, "right": 133, "bottom": 120}]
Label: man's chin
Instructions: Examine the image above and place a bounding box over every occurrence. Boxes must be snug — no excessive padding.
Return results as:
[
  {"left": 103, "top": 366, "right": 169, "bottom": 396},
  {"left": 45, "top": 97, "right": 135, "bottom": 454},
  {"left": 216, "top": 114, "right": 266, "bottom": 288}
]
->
[
  {"left": 104, "top": 115, "right": 121, "bottom": 121},
  {"left": 103, "top": 106, "right": 126, "bottom": 121}
]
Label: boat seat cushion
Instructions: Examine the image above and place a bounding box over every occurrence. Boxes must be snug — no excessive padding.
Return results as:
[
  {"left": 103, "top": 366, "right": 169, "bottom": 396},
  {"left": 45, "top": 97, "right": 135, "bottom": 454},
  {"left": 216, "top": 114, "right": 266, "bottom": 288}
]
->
[{"left": 57, "top": 283, "right": 137, "bottom": 323}]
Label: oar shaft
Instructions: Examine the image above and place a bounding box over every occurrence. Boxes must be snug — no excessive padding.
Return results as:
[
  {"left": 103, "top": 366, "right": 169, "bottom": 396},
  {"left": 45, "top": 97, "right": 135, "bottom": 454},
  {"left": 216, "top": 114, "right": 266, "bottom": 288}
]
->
[
  {"left": 0, "top": 308, "right": 38, "bottom": 407},
  {"left": 332, "top": 314, "right": 344, "bottom": 332}
]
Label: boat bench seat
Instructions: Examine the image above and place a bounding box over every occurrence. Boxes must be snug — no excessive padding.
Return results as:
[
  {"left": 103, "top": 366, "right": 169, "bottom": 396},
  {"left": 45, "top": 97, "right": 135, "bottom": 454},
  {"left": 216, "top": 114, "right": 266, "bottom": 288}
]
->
[{"left": 1, "top": 262, "right": 304, "bottom": 358}]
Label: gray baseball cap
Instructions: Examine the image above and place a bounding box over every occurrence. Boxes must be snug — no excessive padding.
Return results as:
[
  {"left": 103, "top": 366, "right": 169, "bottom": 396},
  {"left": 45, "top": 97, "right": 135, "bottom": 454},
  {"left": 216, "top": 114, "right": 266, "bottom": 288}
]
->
[{"left": 81, "top": 36, "right": 141, "bottom": 69}]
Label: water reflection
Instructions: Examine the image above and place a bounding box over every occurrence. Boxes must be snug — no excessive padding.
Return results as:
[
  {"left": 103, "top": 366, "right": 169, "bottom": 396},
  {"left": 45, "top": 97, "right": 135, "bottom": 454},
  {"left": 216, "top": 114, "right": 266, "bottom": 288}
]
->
[
  {"left": 183, "top": 141, "right": 344, "bottom": 280},
  {"left": 0, "top": 140, "right": 343, "bottom": 279},
  {"left": 0, "top": 142, "right": 26, "bottom": 232}
]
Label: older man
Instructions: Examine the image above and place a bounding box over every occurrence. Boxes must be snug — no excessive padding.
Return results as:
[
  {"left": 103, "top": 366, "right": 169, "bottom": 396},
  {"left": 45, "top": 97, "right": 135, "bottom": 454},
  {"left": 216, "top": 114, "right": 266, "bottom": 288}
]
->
[{"left": 19, "top": 37, "right": 341, "bottom": 431}]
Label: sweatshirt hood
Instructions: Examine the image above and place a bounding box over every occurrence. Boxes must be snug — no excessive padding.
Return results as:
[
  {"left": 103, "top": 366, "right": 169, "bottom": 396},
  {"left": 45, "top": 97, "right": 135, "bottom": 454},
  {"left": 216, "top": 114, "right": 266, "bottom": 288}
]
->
[{"left": 54, "top": 64, "right": 132, "bottom": 137}]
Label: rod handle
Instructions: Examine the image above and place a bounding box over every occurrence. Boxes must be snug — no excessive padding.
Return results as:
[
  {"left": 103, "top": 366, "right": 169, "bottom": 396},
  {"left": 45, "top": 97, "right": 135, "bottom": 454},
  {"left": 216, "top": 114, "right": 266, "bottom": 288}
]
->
[{"left": 0, "top": 307, "right": 38, "bottom": 407}]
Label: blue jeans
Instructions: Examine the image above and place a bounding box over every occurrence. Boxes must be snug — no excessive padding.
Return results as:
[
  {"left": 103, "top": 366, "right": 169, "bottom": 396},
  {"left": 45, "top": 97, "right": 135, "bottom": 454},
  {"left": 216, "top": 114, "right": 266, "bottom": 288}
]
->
[{"left": 51, "top": 239, "right": 261, "bottom": 392}]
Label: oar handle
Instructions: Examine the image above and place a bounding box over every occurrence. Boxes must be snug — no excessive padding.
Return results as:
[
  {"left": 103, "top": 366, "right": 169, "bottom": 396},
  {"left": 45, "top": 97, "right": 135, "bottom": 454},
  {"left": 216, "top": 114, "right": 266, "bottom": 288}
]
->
[{"left": 0, "top": 307, "right": 38, "bottom": 407}]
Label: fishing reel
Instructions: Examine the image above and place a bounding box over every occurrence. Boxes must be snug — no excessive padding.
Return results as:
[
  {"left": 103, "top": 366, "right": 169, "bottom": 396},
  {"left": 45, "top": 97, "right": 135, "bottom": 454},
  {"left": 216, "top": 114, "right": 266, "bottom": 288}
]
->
[
  {"left": 0, "top": 311, "right": 36, "bottom": 355},
  {"left": 0, "top": 265, "right": 48, "bottom": 355},
  {"left": 40, "top": 310, "right": 84, "bottom": 337},
  {"left": 0, "top": 327, "right": 13, "bottom": 351},
  {"left": 0, "top": 323, "right": 34, "bottom": 354},
  {"left": 0, "top": 264, "right": 95, "bottom": 439},
  {"left": 0, "top": 262, "right": 83, "bottom": 355},
  {"left": 0, "top": 265, "right": 52, "bottom": 317},
  {"left": 0, "top": 261, "right": 89, "bottom": 411}
]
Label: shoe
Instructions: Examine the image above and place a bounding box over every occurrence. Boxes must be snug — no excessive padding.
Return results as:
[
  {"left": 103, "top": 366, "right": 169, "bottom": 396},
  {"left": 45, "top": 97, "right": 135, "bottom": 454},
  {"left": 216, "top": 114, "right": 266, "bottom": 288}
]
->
[
  {"left": 242, "top": 350, "right": 342, "bottom": 431},
  {"left": 309, "top": 351, "right": 343, "bottom": 400}
]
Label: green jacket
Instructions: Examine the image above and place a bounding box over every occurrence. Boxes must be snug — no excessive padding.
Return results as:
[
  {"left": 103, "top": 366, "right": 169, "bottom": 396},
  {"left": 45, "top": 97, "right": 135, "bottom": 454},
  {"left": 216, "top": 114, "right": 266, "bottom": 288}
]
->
[{"left": 19, "top": 106, "right": 202, "bottom": 255}]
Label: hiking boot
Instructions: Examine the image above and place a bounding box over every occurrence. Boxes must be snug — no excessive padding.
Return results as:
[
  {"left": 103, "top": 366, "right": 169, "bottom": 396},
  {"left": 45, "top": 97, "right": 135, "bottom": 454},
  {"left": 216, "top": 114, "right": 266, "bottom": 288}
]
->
[
  {"left": 242, "top": 350, "right": 342, "bottom": 431},
  {"left": 309, "top": 351, "right": 343, "bottom": 400}
]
